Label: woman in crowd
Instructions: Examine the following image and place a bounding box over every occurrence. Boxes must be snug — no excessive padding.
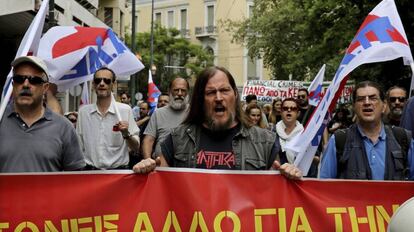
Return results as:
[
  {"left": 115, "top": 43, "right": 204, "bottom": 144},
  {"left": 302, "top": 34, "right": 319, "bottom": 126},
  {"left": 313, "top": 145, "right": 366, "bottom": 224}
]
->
[
  {"left": 268, "top": 98, "right": 282, "bottom": 125},
  {"left": 274, "top": 98, "right": 304, "bottom": 164},
  {"left": 245, "top": 103, "right": 267, "bottom": 128}
]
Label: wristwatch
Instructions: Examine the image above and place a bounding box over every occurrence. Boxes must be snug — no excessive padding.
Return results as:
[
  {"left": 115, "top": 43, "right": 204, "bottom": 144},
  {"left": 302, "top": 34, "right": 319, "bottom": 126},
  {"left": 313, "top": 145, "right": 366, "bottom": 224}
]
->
[{"left": 122, "top": 131, "right": 131, "bottom": 139}]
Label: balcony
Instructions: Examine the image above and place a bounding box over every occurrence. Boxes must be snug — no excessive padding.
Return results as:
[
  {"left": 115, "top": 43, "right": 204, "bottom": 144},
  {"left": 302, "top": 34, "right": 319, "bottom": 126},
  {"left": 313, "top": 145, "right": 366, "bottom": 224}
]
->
[
  {"left": 194, "top": 25, "right": 217, "bottom": 39},
  {"left": 180, "top": 29, "right": 190, "bottom": 38}
]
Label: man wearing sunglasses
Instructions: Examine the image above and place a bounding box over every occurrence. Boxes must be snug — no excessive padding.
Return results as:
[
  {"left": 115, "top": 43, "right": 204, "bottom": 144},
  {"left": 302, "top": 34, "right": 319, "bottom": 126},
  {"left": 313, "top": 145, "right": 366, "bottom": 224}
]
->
[
  {"left": 320, "top": 81, "right": 414, "bottom": 180},
  {"left": 296, "top": 88, "right": 315, "bottom": 126},
  {"left": 77, "top": 67, "right": 140, "bottom": 170},
  {"left": 384, "top": 86, "right": 407, "bottom": 127},
  {"left": 0, "top": 56, "right": 85, "bottom": 172}
]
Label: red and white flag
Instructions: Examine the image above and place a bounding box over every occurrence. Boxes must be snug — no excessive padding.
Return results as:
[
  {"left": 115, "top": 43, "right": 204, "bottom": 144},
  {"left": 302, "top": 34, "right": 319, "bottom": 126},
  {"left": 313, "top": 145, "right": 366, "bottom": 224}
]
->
[
  {"left": 286, "top": 0, "right": 414, "bottom": 175},
  {"left": 0, "top": 0, "right": 49, "bottom": 120},
  {"left": 38, "top": 26, "right": 144, "bottom": 91}
]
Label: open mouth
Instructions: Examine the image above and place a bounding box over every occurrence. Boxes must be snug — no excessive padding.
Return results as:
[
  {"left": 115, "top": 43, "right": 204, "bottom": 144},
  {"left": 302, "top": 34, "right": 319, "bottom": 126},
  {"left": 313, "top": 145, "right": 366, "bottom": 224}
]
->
[
  {"left": 214, "top": 105, "right": 225, "bottom": 113},
  {"left": 362, "top": 108, "right": 374, "bottom": 113}
]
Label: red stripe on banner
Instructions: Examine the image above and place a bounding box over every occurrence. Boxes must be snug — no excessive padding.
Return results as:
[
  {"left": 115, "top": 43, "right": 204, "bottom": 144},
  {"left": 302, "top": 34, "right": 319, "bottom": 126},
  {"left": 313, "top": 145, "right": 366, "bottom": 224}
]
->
[{"left": 0, "top": 170, "right": 413, "bottom": 231}]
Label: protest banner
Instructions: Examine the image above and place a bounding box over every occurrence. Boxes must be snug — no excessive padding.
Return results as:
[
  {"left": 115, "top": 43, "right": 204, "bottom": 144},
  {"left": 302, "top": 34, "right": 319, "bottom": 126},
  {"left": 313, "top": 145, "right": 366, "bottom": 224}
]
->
[
  {"left": 241, "top": 80, "right": 353, "bottom": 104},
  {"left": 1, "top": 169, "right": 413, "bottom": 231}
]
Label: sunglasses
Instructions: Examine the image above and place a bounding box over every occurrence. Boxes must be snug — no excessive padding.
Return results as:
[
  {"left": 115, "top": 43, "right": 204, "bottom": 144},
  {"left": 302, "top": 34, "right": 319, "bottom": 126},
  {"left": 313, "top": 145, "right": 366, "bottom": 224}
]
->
[
  {"left": 282, "top": 106, "right": 298, "bottom": 112},
  {"left": 12, "top": 75, "right": 46, "bottom": 85},
  {"left": 389, "top": 97, "right": 406, "bottom": 103},
  {"left": 297, "top": 95, "right": 307, "bottom": 99},
  {"left": 93, "top": 77, "right": 112, "bottom": 85}
]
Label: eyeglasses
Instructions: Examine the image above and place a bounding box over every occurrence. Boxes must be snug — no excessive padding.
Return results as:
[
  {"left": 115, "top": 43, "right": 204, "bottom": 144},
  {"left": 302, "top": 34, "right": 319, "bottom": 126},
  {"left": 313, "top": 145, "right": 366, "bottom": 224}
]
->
[
  {"left": 93, "top": 77, "right": 112, "bottom": 85},
  {"left": 389, "top": 96, "right": 406, "bottom": 103},
  {"left": 355, "top": 95, "right": 380, "bottom": 103},
  {"left": 297, "top": 95, "right": 307, "bottom": 99},
  {"left": 12, "top": 75, "right": 46, "bottom": 85},
  {"left": 282, "top": 106, "right": 298, "bottom": 112}
]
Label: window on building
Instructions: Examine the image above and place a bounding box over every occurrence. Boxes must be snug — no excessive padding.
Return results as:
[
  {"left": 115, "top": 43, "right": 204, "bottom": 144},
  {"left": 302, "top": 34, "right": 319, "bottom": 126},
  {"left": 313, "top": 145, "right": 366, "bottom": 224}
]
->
[
  {"left": 155, "top": 12, "right": 162, "bottom": 25},
  {"left": 247, "top": 57, "right": 258, "bottom": 80},
  {"left": 248, "top": 5, "right": 254, "bottom": 18},
  {"left": 55, "top": 4, "right": 64, "bottom": 14},
  {"left": 120, "top": 11, "right": 124, "bottom": 34},
  {"left": 104, "top": 7, "right": 113, "bottom": 27},
  {"left": 180, "top": 9, "right": 187, "bottom": 29},
  {"left": 207, "top": 5, "right": 214, "bottom": 27},
  {"left": 167, "top": 11, "right": 174, "bottom": 28},
  {"left": 72, "top": 16, "right": 83, "bottom": 26}
]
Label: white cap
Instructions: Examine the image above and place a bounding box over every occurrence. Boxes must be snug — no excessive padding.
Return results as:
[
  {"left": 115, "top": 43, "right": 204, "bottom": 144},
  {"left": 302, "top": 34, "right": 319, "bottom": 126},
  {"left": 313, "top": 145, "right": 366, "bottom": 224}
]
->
[{"left": 11, "top": 56, "right": 49, "bottom": 81}]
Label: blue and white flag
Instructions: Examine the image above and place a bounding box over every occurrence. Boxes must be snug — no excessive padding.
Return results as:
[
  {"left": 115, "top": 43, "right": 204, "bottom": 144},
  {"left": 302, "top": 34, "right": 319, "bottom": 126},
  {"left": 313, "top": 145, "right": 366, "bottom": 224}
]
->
[
  {"left": 38, "top": 26, "right": 144, "bottom": 91},
  {"left": 307, "top": 64, "right": 325, "bottom": 107},
  {"left": 286, "top": 0, "right": 414, "bottom": 175}
]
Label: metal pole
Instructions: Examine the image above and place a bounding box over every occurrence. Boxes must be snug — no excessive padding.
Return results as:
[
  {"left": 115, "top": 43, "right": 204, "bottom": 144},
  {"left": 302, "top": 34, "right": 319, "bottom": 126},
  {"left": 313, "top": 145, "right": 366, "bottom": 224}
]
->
[
  {"left": 130, "top": 0, "right": 136, "bottom": 105},
  {"left": 49, "top": 0, "right": 55, "bottom": 28},
  {"left": 150, "top": 0, "right": 155, "bottom": 70}
]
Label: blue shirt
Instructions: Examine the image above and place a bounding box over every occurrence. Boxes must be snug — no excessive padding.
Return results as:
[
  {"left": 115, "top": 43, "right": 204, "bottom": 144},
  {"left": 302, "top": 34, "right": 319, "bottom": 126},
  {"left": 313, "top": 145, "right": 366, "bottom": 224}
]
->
[{"left": 320, "top": 125, "right": 414, "bottom": 180}]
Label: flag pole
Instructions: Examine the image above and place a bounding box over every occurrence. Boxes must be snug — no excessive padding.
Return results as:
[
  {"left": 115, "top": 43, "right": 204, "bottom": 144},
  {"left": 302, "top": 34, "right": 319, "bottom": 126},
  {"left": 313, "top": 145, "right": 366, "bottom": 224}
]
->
[
  {"left": 111, "top": 92, "right": 122, "bottom": 122},
  {"left": 409, "top": 61, "right": 414, "bottom": 97}
]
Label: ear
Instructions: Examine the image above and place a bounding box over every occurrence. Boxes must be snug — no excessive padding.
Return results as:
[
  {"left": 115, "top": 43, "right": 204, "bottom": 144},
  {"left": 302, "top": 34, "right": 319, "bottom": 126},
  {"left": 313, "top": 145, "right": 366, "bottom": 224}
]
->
[
  {"left": 381, "top": 102, "right": 387, "bottom": 113},
  {"left": 43, "top": 83, "right": 50, "bottom": 95}
]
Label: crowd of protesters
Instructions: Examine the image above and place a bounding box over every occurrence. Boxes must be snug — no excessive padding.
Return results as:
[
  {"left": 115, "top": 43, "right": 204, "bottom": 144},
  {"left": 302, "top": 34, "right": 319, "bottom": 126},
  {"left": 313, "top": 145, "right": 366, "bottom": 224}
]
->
[{"left": 1, "top": 55, "right": 413, "bottom": 181}]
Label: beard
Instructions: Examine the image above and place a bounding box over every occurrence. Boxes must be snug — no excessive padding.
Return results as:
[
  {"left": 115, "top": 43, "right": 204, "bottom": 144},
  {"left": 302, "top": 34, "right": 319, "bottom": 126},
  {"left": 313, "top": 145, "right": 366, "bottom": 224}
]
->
[
  {"left": 169, "top": 93, "right": 189, "bottom": 110},
  {"left": 390, "top": 107, "right": 403, "bottom": 118},
  {"left": 205, "top": 111, "right": 236, "bottom": 132}
]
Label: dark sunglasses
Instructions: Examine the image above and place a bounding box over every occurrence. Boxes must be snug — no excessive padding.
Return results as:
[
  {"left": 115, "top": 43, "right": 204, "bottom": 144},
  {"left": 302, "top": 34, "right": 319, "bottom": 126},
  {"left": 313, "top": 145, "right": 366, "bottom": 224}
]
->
[
  {"left": 282, "top": 106, "right": 298, "bottom": 112},
  {"left": 12, "top": 75, "right": 46, "bottom": 85},
  {"left": 93, "top": 77, "right": 112, "bottom": 85},
  {"left": 297, "top": 95, "right": 307, "bottom": 99},
  {"left": 389, "top": 97, "right": 406, "bottom": 103}
]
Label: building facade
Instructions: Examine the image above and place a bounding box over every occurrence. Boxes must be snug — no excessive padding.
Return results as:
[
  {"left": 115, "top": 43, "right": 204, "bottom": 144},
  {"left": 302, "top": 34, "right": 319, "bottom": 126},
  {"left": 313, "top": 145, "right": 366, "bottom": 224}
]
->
[{"left": 133, "top": 0, "right": 271, "bottom": 87}]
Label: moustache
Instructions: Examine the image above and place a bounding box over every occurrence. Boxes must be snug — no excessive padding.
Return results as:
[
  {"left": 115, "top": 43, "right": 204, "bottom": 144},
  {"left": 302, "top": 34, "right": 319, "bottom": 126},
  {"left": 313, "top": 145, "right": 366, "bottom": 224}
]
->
[
  {"left": 19, "top": 89, "right": 32, "bottom": 97},
  {"left": 174, "top": 97, "right": 184, "bottom": 101}
]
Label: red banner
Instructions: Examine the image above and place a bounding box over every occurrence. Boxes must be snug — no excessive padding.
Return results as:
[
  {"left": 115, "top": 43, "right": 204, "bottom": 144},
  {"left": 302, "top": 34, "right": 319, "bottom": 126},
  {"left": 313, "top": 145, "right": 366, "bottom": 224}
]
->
[{"left": 1, "top": 169, "right": 413, "bottom": 231}]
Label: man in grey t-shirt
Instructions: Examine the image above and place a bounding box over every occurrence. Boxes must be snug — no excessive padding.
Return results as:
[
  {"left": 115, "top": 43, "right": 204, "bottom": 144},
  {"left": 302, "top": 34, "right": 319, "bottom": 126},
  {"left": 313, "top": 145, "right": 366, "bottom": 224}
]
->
[
  {"left": 0, "top": 56, "right": 85, "bottom": 172},
  {"left": 142, "top": 77, "right": 189, "bottom": 158}
]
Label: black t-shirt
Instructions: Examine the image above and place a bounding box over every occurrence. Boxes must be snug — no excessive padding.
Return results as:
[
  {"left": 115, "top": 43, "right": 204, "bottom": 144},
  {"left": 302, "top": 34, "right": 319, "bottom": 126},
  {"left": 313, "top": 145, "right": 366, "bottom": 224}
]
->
[{"left": 196, "top": 125, "right": 240, "bottom": 169}]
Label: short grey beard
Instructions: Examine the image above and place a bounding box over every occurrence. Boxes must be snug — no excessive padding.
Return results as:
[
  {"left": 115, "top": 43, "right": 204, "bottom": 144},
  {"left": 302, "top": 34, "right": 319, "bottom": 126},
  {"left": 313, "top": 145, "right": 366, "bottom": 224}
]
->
[{"left": 170, "top": 95, "right": 189, "bottom": 110}]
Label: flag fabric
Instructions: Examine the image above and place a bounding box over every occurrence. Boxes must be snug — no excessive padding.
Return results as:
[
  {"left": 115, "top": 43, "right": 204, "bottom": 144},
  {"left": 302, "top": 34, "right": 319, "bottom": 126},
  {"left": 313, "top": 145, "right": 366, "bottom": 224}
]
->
[
  {"left": 147, "top": 70, "right": 161, "bottom": 113},
  {"left": 307, "top": 64, "right": 325, "bottom": 107},
  {"left": 0, "top": 0, "right": 49, "bottom": 120},
  {"left": 286, "top": 0, "right": 414, "bottom": 175},
  {"left": 37, "top": 26, "right": 144, "bottom": 91},
  {"left": 80, "top": 82, "right": 89, "bottom": 106}
]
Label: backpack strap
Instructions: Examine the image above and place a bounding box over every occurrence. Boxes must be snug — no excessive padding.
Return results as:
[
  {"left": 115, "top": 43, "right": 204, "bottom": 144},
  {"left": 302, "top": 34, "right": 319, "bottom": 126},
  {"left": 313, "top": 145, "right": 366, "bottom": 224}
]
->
[{"left": 334, "top": 129, "right": 348, "bottom": 164}]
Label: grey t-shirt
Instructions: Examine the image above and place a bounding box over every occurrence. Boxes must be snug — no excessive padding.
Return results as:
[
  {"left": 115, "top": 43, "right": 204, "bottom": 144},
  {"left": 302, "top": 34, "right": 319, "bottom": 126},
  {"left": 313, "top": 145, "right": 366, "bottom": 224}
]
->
[
  {"left": 144, "top": 105, "right": 188, "bottom": 155},
  {"left": 0, "top": 105, "right": 85, "bottom": 172}
]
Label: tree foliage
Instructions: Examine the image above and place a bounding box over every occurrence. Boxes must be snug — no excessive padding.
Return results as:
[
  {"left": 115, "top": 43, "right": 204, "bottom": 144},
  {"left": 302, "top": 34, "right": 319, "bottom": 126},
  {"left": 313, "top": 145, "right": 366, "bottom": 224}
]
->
[
  {"left": 126, "top": 24, "right": 213, "bottom": 93},
  {"left": 224, "top": 0, "right": 414, "bottom": 88}
]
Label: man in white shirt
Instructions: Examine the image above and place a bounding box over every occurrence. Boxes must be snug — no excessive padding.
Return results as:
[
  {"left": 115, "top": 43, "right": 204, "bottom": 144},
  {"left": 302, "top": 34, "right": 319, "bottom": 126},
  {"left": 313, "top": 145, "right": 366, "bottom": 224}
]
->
[{"left": 77, "top": 67, "right": 140, "bottom": 169}]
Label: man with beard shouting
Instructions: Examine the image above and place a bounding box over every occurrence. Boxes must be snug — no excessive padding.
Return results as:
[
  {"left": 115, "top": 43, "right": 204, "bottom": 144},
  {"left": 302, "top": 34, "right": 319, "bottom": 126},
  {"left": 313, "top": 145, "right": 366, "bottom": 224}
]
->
[
  {"left": 0, "top": 56, "right": 85, "bottom": 172},
  {"left": 133, "top": 66, "right": 302, "bottom": 179},
  {"left": 142, "top": 77, "right": 190, "bottom": 159}
]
